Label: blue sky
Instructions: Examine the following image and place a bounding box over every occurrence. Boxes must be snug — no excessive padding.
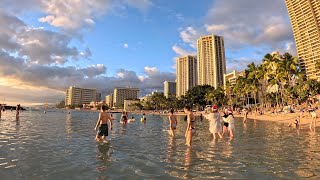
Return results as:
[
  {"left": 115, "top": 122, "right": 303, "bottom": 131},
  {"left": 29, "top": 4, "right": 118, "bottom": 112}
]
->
[{"left": 0, "top": 0, "right": 296, "bottom": 105}]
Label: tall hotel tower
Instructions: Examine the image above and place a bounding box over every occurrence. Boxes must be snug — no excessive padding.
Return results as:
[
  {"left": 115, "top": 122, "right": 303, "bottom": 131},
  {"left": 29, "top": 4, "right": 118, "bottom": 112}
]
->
[
  {"left": 197, "top": 34, "right": 226, "bottom": 88},
  {"left": 285, "top": 0, "right": 320, "bottom": 81},
  {"left": 176, "top": 56, "right": 197, "bottom": 97}
]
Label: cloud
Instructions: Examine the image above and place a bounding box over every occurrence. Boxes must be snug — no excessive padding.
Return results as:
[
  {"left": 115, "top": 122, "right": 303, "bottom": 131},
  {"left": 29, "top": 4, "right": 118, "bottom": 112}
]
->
[
  {"left": 180, "top": 26, "right": 202, "bottom": 49},
  {"left": 123, "top": 43, "right": 129, "bottom": 48},
  {"left": 172, "top": 45, "right": 195, "bottom": 56},
  {"left": 204, "top": 0, "right": 294, "bottom": 50},
  {"left": 0, "top": 13, "right": 86, "bottom": 65},
  {"left": 0, "top": 0, "right": 154, "bottom": 31}
]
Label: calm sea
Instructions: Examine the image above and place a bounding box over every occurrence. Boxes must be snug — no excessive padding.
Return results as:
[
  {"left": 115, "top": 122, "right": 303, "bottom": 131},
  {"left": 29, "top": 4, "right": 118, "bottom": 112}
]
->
[{"left": 0, "top": 110, "right": 320, "bottom": 179}]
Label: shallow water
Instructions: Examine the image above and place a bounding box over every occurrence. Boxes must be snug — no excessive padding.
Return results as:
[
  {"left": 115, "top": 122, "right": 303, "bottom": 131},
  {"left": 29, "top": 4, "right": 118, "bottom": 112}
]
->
[{"left": 1, "top": 110, "right": 320, "bottom": 179}]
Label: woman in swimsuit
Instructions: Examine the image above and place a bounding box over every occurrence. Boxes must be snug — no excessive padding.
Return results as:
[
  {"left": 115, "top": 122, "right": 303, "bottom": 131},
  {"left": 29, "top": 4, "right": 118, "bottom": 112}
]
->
[
  {"left": 169, "top": 109, "right": 178, "bottom": 137},
  {"left": 184, "top": 106, "right": 195, "bottom": 146},
  {"left": 121, "top": 111, "right": 128, "bottom": 125},
  {"left": 222, "top": 108, "right": 229, "bottom": 136},
  {"left": 225, "top": 109, "right": 235, "bottom": 138}
]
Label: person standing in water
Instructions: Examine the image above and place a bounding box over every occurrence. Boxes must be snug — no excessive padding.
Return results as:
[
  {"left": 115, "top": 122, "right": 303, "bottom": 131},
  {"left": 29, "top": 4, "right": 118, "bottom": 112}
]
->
[
  {"left": 225, "top": 109, "right": 235, "bottom": 138},
  {"left": 222, "top": 108, "right": 229, "bottom": 136},
  {"left": 16, "top": 104, "right": 21, "bottom": 119},
  {"left": 141, "top": 113, "right": 146, "bottom": 123},
  {"left": 184, "top": 106, "right": 195, "bottom": 146},
  {"left": 121, "top": 111, "right": 128, "bottom": 125},
  {"left": 0, "top": 104, "right": 2, "bottom": 119},
  {"left": 243, "top": 108, "right": 248, "bottom": 123},
  {"left": 205, "top": 105, "right": 223, "bottom": 140},
  {"left": 169, "top": 109, "right": 178, "bottom": 137},
  {"left": 95, "top": 105, "right": 113, "bottom": 142}
]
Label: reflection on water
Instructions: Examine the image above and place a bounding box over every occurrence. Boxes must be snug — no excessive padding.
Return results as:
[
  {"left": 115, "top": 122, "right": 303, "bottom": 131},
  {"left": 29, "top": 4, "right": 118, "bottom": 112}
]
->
[{"left": 1, "top": 110, "right": 320, "bottom": 179}]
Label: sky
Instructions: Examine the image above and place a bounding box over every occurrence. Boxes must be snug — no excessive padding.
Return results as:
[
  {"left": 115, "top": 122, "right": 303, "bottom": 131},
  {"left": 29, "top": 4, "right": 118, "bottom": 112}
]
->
[{"left": 0, "top": 0, "right": 296, "bottom": 106}]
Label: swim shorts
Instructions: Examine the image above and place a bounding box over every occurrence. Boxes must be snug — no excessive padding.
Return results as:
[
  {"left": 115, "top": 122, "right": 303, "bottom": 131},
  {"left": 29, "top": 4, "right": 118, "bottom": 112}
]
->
[{"left": 98, "top": 124, "right": 108, "bottom": 137}]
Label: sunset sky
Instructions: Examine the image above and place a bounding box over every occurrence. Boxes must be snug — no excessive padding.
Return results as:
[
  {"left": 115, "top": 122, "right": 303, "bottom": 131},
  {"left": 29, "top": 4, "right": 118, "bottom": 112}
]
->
[{"left": 0, "top": 0, "right": 296, "bottom": 106}]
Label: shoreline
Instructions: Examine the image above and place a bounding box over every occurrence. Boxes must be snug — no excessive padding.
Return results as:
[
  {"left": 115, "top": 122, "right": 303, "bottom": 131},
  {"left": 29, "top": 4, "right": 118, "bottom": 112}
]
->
[{"left": 234, "top": 109, "right": 320, "bottom": 128}]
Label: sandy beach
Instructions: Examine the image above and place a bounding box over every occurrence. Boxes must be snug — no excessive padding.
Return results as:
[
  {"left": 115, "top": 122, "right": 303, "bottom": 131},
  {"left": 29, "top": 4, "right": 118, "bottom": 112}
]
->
[{"left": 234, "top": 109, "right": 320, "bottom": 128}]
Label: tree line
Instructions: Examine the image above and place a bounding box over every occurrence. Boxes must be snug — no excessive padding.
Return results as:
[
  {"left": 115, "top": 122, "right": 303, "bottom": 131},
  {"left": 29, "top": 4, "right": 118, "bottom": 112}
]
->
[{"left": 130, "top": 52, "right": 320, "bottom": 111}]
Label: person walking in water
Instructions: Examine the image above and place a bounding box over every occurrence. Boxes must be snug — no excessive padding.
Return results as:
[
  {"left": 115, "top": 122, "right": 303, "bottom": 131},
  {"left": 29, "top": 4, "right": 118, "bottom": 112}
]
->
[
  {"left": 184, "top": 106, "right": 195, "bottom": 146},
  {"left": 205, "top": 105, "right": 223, "bottom": 140},
  {"left": 16, "top": 104, "right": 21, "bottom": 119},
  {"left": 95, "top": 105, "right": 113, "bottom": 143},
  {"left": 168, "top": 109, "right": 178, "bottom": 137}
]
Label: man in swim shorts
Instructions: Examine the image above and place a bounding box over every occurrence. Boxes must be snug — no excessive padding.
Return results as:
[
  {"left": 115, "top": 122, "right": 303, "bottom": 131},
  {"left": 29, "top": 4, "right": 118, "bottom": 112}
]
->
[{"left": 95, "top": 105, "right": 113, "bottom": 142}]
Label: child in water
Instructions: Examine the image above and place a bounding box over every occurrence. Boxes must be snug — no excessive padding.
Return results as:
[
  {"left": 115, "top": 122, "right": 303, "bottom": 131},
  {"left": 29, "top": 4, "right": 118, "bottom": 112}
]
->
[
  {"left": 95, "top": 105, "right": 113, "bottom": 143},
  {"left": 169, "top": 109, "right": 178, "bottom": 137},
  {"left": 141, "top": 113, "right": 146, "bottom": 122},
  {"left": 288, "top": 116, "right": 300, "bottom": 129}
]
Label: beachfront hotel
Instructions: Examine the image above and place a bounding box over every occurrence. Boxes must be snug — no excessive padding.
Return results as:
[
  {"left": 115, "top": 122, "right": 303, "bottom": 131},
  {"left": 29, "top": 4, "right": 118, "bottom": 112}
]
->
[
  {"left": 65, "top": 86, "right": 97, "bottom": 106},
  {"left": 176, "top": 56, "right": 197, "bottom": 97},
  {"left": 223, "top": 70, "right": 245, "bottom": 88},
  {"left": 113, "top": 87, "right": 140, "bottom": 107},
  {"left": 285, "top": 0, "right": 320, "bottom": 81},
  {"left": 105, "top": 94, "right": 113, "bottom": 108},
  {"left": 197, "top": 34, "right": 226, "bottom": 88},
  {"left": 163, "top": 81, "right": 176, "bottom": 98}
]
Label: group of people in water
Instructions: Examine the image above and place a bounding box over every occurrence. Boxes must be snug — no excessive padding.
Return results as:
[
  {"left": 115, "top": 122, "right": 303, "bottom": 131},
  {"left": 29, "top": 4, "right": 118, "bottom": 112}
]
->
[
  {"left": 0, "top": 104, "right": 21, "bottom": 119},
  {"left": 94, "top": 104, "right": 238, "bottom": 146}
]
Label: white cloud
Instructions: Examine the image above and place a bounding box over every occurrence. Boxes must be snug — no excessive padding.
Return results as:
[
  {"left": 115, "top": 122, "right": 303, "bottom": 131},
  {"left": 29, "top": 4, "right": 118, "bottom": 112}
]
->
[
  {"left": 0, "top": 0, "right": 154, "bottom": 31},
  {"left": 172, "top": 45, "right": 195, "bottom": 56},
  {"left": 144, "top": 66, "right": 159, "bottom": 76},
  {"left": 180, "top": 26, "right": 202, "bottom": 49},
  {"left": 123, "top": 43, "right": 129, "bottom": 48}
]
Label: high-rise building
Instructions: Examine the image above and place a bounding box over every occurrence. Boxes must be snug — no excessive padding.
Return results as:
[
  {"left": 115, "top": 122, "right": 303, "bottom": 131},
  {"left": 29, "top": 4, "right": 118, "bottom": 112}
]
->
[
  {"left": 176, "top": 56, "right": 197, "bottom": 97},
  {"left": 197, "top": 34, "right": 226, "bottom": 88},
  {"left": 113, "top": 87, "right": 139, "bottom": 107},
  {"left": 65, "top": 86, "right": 96, "bottom": 106},
  {"left": 285, "top": 0, "right": 320, "bottom": 81},
  {"left": 163, "top": 81, "right": 176, "bottom": 98},
  {"left": 105, "top": 94, "right": 113, "bottom": 108}
]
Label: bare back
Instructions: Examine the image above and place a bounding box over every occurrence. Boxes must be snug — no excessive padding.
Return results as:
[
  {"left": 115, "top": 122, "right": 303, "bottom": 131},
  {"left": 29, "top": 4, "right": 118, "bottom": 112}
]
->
[
  {"left": 169, "top": 114, "right": 177, "bottom": 125},
  {"left": 99, "top": 112, "right": 110, "bottom": 125}
]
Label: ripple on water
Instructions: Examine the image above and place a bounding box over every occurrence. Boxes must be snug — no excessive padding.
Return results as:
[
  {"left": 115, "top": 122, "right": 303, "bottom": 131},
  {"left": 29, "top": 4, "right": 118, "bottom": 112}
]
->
[{"left": 1, "top": 111, "right": 320, "bottom": 179}]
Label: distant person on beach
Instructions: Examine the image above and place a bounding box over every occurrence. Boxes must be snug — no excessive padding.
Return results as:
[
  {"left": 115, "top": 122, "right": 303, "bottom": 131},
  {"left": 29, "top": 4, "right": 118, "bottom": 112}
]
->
[
  {"left": 168, "top": 109, "right": 178, "bottom": 137},
  {"left": 184, "top": 106, "right": 195, "bottom": 146},
  {"left": 309, "top": 109, "right": 317, "bottom": 130},
  {"left": 205, "top": 105, "right": 223, "bottom": 140},
  {"left": 121, "top": 111, "right": 128, "bottom": 125},
  {"left": 95, "top": 105, "right": 113, "bottom": 143},
  {"left": 16, "top": 104, "right": 21, "bottom": 118}
]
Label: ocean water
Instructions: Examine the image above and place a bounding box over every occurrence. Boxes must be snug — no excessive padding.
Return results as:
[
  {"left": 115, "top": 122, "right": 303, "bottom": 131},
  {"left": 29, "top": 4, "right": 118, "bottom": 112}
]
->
[{"left": 0, "top": 110, "right": 320, "bottom": 179}]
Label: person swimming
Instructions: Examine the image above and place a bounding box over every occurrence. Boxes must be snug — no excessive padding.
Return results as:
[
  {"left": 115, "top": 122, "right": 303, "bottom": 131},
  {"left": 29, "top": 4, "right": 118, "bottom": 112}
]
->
[{"left": 128, "top": 116, "right": 135, "bottom": 123}]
